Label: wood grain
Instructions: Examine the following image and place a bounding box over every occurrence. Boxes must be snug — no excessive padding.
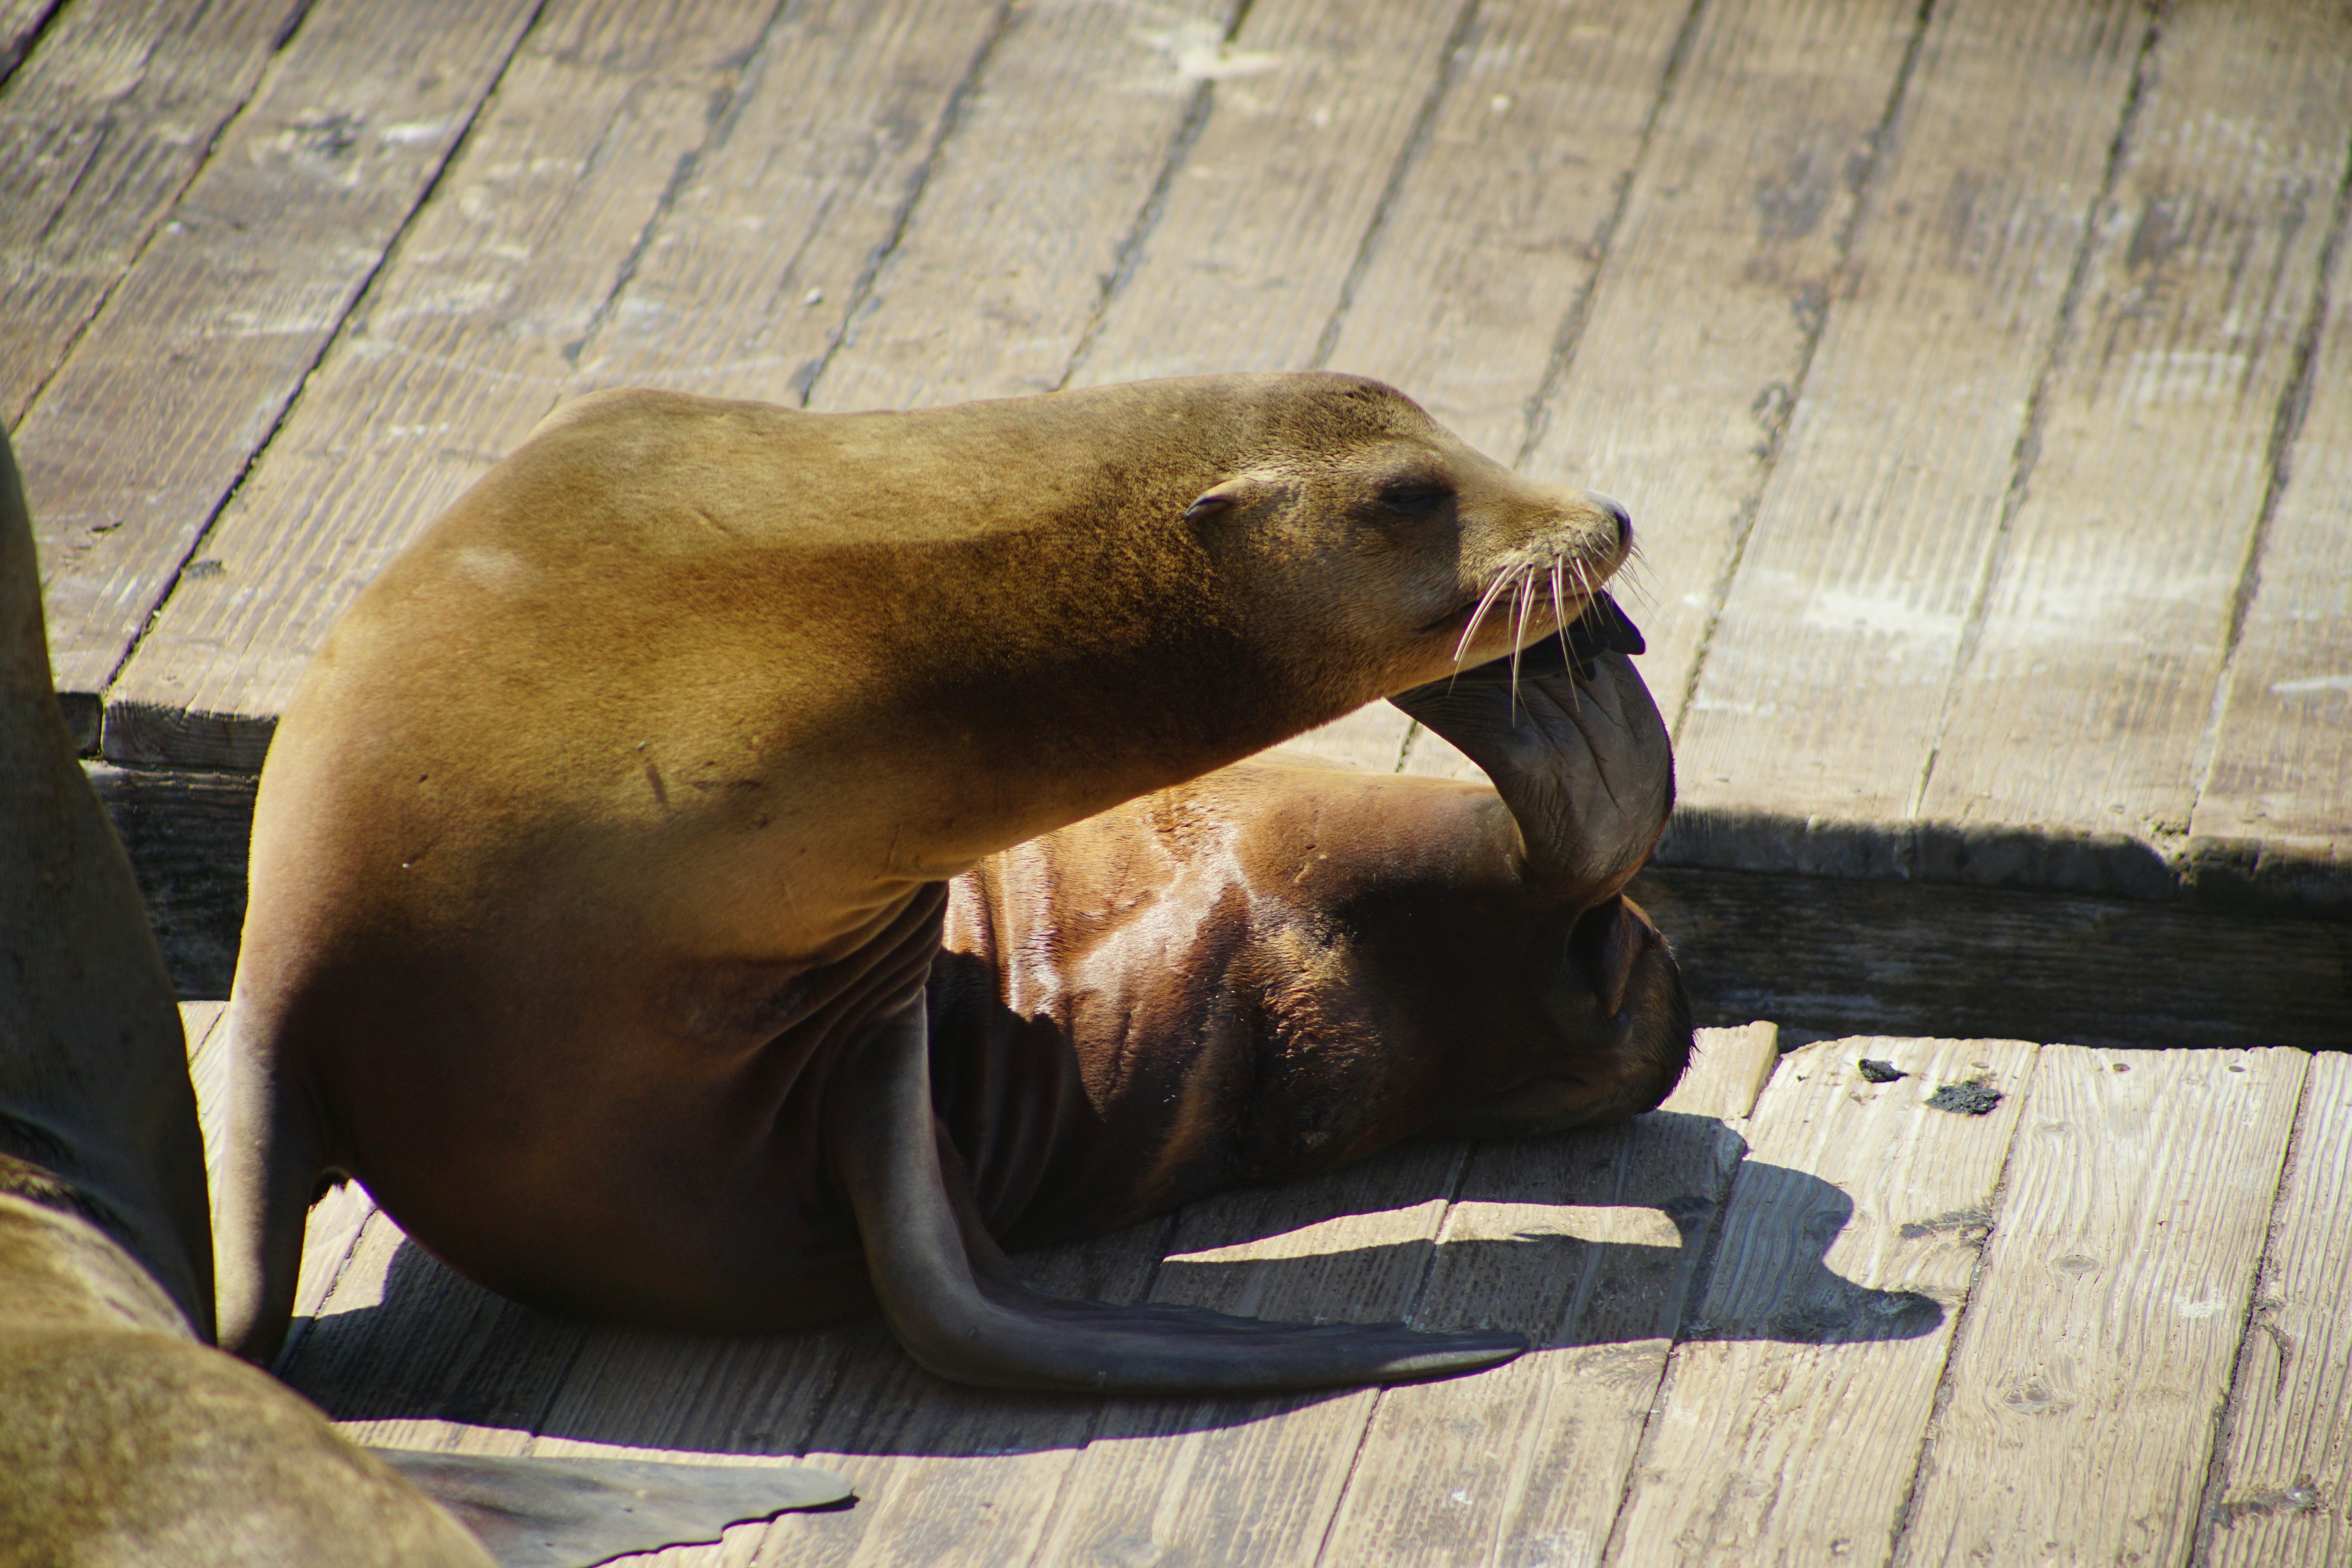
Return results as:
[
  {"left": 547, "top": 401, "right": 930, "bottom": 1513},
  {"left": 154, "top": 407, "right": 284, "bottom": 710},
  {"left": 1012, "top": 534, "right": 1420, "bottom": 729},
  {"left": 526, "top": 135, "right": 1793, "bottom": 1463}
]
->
[
  {"left": 0, "top": 0, "right": 58, "bottom": 90},
  {"left": 1316, "top": 0, "right": 1692, "bottom": 459},
  {"left": 22, "top": 0, "right": 544, "bottom": 704},
  {"left": 2189, "top": 116, "right": 2352, "bottom": 915},
  {"left": 279, "top": 1208, "right": 588, "bottom": 1460},
  {"left": 1067, "top": 0, "right": 1466, "bottom": 386},
  {"left": 566, "top": 0, "right": 1007, "bottom": 406},
  {"left": 2202, "top": 1054, "right": 2352, "bottom": 1568},
  {"left": 1916, "top": 0, "right": 2352, "bottom": 893},
  {"left": 1313, "top": 1023, "right": 1779, "bottom": 1568},
  {"left": 1452, "top": 0, "right": 1920, "bottom": 740},
  {"left": 0, "top": 0, "right": 307, "bottom": 424},
  {"left": 102, "top": 0, "right": 792, "bottom": 769},
  {"left": 1605, "top": 1036, "right": 2038, "bottom": 1566},
  {"left": 771, "top": 1229, "right": 1169, "bottom": 1568},
  {"left": 808, "top": 0, "right": 1238, "bottom": 413},
  {"left": 1028, "top": 1141, "right": 1467, "bottom": 1567},
  {"left": 1670, "top": 0, "right": 2149, "bottom": 843},
  {"left": 1893, "top": 1045, "right": 2305, "bottom": 1568}
]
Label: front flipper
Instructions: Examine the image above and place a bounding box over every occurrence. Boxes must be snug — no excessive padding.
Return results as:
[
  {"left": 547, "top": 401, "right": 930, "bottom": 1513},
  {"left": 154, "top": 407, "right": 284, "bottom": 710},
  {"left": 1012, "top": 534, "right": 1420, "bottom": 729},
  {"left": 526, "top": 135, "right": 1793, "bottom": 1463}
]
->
[
  {"left": 836, "top": 1000, "right": 1525, "bottom": 1394},
  {"left": 374, "top": 1451, "right": 853, "bottom": 1568}
]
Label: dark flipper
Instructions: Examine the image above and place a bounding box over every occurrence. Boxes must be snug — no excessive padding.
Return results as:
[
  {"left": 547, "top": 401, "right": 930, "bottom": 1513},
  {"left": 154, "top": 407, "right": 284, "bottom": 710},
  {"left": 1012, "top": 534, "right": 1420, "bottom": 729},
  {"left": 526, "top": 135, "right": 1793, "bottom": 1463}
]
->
[
  {"left": 375, "top": 1452, "right": 854, "bottom": 1568},
  {"left": 837, "top": 999, "right": 1525, "bottom": 1394}
]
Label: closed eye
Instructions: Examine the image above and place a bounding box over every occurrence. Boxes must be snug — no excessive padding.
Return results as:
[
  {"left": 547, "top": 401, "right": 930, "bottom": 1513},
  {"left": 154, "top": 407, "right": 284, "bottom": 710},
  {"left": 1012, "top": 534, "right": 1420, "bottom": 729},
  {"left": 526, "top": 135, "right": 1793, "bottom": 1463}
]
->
[{"left": 1378, "top": 485, "right": 1452, "bottom": 517}]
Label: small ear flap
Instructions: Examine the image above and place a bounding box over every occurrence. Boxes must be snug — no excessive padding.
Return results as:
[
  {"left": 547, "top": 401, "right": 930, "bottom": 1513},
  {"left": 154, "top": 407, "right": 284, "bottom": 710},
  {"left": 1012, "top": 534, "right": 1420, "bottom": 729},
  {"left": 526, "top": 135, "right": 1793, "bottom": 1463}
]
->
[
  {"left": 1182, "top": 481, "right": 1247, "bottom": 523},
  {"left": 1183, "top": 471, "right": 1285, "bottom": 524},
  {"left": 1572, "top": 895, "right": 1657, "bottom": 1019}
]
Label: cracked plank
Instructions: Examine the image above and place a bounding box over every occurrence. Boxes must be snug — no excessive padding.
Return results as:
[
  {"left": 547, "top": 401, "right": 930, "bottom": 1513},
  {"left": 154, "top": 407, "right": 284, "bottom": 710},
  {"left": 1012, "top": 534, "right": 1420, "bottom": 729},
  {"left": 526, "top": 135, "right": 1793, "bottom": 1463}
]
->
[
  {"left": 1916, "top": 0, "right": 2352, "bottom": 898},
  {"left": 1067, "top": 0, "right": 1466, "bottom": 386},
  {"left": 1894, "top": 1045, "right": 2305, "bottom": 1568},
  {"left": 102, "top": 0, "right": 787, "bottom": 769},
  {"left": 2188, "top": 117, "right": 2352, "bottom": 914},
  {"left": 2202, "top": 1054, "right": 2352, "bottom": 1568},
  {"left": 21, "top": 0, "right": 543, "bottom": 715},
  {"left": 1397, "top": 0, "right": 1923, "bottom": 786},
  {"left": 566, "top": 0, "right": 1008, "bottom": 406},
  {"left": 0, "top": 0, "right": 308, "bottom": 425},
  {"left": 1665, "top": 0, "right": 2149, "bottom": 868},
  {"left": 809, "top": 0, "right": 1240, "bottom": 413}
]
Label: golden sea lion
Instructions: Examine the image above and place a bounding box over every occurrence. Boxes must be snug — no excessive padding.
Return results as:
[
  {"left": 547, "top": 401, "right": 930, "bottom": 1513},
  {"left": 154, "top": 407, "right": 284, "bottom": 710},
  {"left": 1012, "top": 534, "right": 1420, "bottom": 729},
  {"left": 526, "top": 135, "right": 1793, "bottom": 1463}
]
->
[
  {"left": 218, "top": 373, "right": 1671, "bottom": 1393},
  {"left": 0, "top": 427, "right": 849, "bottom": 1565}
]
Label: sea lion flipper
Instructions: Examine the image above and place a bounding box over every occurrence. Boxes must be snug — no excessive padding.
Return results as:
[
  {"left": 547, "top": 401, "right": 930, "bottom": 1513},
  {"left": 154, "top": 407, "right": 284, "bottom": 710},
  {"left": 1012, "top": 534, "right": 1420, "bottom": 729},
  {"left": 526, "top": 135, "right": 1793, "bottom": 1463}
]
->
[
  {"left": 212, "top": 1007, "right": 332, "bottom": 1364},
  {"left": 841, "top": 1002, "right": 1525, "bottom": 1394},
  {"left": 373, "top": 1451, "right": 853, "bottom": 1568}
]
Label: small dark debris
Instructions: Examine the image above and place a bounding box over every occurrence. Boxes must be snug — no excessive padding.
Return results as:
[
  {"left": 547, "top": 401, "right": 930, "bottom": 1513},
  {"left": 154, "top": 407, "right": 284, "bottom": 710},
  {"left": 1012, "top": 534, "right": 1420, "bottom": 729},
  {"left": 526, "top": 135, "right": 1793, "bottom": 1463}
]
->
[
  {"left": 1927, "top": 1078, "right": 2003, "bottom": 1116},
  {"left": 1857, "top": 1058, "right": 1907, "bottom": 1083}
]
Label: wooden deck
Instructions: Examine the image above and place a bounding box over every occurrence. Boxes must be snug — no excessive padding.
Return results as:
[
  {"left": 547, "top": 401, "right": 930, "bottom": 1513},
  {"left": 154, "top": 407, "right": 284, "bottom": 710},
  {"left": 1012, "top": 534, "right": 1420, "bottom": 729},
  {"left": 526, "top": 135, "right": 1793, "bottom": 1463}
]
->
[
  {"left": 178, "top": 1002, "right": 2352, "bottom": 1566},
  {"left": 8, "top": 0, "right": 2347, "bottom": 1045},
  {"left": 7, "top": 0, "right": 2350, "bottom": 1560}
]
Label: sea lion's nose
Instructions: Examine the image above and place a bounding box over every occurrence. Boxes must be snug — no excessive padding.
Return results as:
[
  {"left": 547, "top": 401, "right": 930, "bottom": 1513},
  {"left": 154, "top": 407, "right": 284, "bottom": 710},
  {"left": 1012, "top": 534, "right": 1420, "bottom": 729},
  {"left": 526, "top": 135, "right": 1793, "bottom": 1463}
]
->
[{"left": 1589, "top": 492, "right": 1632, "bottom": 552}]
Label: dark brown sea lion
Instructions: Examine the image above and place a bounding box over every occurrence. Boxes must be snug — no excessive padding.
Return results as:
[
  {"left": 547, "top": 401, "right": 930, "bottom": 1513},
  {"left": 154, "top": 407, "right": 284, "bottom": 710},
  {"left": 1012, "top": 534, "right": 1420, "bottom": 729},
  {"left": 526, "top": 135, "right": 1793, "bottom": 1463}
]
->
[
  {"left": 0, "top": 428, "right": 848, "bottom": 1565},
  {"left": 927, "top": 607, "right": 1686, "bottom": 1258},
  {"left": 218, "top": 373, "right": 1669, "bottom": 1393}
]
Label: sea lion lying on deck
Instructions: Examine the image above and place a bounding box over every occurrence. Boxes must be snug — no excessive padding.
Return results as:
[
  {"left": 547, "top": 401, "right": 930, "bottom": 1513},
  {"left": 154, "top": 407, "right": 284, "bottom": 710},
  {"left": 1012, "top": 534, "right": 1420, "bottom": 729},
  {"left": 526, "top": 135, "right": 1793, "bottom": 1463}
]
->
[
  {"left": 218, "top": 374, "right": 1685, "bottom": 1393},
  {"left": 0, "top": 429, "right": 847, "bottom": 1566}
]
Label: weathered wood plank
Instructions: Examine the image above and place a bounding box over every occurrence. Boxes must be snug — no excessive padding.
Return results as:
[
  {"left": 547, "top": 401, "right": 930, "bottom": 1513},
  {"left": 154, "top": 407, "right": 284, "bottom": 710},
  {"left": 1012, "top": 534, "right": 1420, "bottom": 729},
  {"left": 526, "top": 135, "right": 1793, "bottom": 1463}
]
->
[
  {"left": 1628, "top": 864, "right": 2349, "bottom": 1053},
  {"left": 771, "top": 1229, "right": 1169, "bottom": 1568},
  {"left": 0, "top": 0, "right": 59, "bottom": 91},
  {"left": 1317, "top": 0, "right": 1693, "bottom": 459},
  {"left": 2201, "top": 1054, "right": 2352, "bottom": 1568},
  {"left": 1916, "top": 0, "right": 2352, "bottom": 900},
  {"left": 1605, "top": 1036, "right": 2037, "bottom": 1566},
  {"left": 0, "top": 0, "right": 308, "bottom": 425},
  {"left": 1439, "top": 0, "right": 1927, "bottom": 759},
  {"left": 1893, "top": 1045, "right": 2305, "bottom": 1567},
  {"left": 1667, "top": 0, "right": 2150, "bottom": 857},
  {"left": 2189, "top": 136, "right": 2352, "bottom": 916},
  {"left": 24, "top": 0, "right": 544, "bottom": 708},
  {"left": 101, "top": 0, "right": 791, "bottom": 769},
  {"left": 1314, "top": 1023, "right": 1778, "bottom": 1568},
  {"left": 1028, "top": 1142, "right": 1467, "bottom": 1567},
  {"left": 1067, "top": 0, "right": 1466, "bottom": 386},
  {"left": 279, "top": 1210, "right": 588, "bottom": 1460},
  {"left": 567, "top": 0, "right": 1007, "bottom": 406},
  {"left": 808, "top": 0, "right": 1237, "bottom": 413}
]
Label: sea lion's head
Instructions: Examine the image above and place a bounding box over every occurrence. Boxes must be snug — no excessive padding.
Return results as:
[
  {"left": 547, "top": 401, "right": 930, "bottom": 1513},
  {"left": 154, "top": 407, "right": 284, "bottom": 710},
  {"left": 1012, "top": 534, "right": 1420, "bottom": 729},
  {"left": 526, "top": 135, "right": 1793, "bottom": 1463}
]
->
[{"left": 1158, "top": 372, "right": 1633, "bottom": 719}]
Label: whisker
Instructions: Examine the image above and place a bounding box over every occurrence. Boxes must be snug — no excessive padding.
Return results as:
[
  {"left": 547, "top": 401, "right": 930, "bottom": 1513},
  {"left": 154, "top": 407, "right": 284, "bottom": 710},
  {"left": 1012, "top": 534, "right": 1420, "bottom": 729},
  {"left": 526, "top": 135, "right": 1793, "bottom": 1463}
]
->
[
  {"left": 1550, "top": 561, "right": 1573, "bottom": 665},
  {"left": 1452, "top": 567, "right": 1519, "bottom": 666},
  {"left": 1509, "top": 567, "right": 1536, "bottom": 715}
]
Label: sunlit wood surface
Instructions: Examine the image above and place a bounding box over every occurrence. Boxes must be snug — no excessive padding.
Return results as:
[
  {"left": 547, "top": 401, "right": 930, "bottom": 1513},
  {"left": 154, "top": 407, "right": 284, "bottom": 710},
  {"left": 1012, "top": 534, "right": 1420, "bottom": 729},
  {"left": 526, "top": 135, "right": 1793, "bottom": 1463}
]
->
[{"left": 180, "top": 1004, "right": 2352, "bottom": 1566}]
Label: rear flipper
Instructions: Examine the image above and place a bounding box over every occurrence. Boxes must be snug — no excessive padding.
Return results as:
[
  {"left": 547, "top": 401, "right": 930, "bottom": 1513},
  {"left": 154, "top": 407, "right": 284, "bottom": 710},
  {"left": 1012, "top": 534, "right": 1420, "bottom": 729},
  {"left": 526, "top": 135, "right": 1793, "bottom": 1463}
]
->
[
  {"left": 836, "top": 998, "right": 1525, "bottom": 1394},
  {"left": 375, "top": 1451, "right": 853, "bottom": 1568},
  {"left": 211, "top": 1002, "right": 332, "bottom": 1365}
]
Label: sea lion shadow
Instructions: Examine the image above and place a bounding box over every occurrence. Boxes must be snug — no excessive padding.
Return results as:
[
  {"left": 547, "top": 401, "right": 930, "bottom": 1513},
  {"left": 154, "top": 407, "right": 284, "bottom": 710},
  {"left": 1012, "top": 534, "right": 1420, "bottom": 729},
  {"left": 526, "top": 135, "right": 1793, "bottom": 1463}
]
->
[
  {"left": 1139, "top": 1118, "right": 1945, "bottom": 1358},
  {"left": 289, "top": 1115, "right": 1939, "bottom": 1460}
]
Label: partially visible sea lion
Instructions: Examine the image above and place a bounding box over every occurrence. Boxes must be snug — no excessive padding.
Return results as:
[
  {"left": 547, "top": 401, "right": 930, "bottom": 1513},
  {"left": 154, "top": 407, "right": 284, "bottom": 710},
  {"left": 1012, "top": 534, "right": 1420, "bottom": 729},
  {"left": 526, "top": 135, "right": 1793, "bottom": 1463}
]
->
[
  {"left": 927, "top": 604, "right": 1686, "bottom": 1259},
  {"left": 218, "top": 374, "right": 1662, "bottom": 1392},
  {"left": 0, "top": 428, "right": 849, "bottom": 1565}
]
